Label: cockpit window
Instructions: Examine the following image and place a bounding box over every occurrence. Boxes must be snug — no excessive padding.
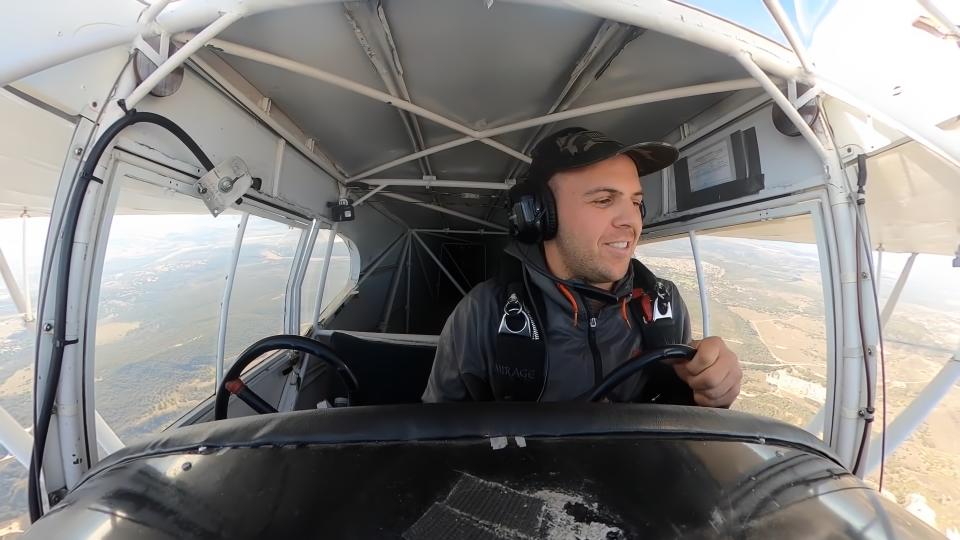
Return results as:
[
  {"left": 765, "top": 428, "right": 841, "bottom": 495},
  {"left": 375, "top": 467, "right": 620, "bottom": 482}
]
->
[
  {"left": 94, "top": 179, "right": 243, "bottom": 440},
  {"left": 638, "top": 214, "right": 829, "bottom": 435},
  {"left": 222, "top": 215, "right": 301, "bottom": 370},
  {"left": 300, "top": 231, "right": 353, "bottom": 335}
]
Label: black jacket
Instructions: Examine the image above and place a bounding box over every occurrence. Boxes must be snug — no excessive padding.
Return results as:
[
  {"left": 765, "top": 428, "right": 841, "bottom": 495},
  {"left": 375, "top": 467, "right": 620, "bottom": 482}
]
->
[{"left": 422, "top": 242, "right": 693, "bottom": 402}]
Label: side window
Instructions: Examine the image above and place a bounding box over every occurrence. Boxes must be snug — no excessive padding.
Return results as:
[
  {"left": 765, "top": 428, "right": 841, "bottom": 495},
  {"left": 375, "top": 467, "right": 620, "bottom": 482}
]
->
[
  {"left": 638, "top": 214, "right": 830, "bottom": 434},
  {"left": 222, "top": 216, "right": 301, "bottom": 368},
  {"left": 865, "top": 251, "right": 960, "bottom": 536},
  {"left": 634, "top": 237, "right": 705, "bottom": 340},
  {"left": 95, "top": 179, "right": 242, "bottom": 440},
  {"left": 301, "top": 231, "right": 353, "bottom": 334},
  {"left": 0, "top": 216, "right": 49, "bottom": 532},
  {"left": 697, "top": 215, "right": 828, "bottom": 431}
]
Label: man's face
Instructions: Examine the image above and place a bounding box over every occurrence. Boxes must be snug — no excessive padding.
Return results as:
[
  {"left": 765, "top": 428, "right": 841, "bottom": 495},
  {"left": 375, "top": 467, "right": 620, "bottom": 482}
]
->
[{"left": 543, "top": 154, "right": 644, "bottom": 290}]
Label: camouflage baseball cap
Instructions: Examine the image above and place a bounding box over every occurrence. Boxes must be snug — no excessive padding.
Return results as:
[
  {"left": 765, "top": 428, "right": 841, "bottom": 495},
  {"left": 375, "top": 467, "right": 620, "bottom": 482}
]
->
[{"left": 524, "top": 127, "right": 679, "bottom": 183}]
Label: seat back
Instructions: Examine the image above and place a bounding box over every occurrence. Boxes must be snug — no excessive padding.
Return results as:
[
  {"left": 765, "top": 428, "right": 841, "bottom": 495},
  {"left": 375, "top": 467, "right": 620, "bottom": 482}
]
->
[{"left": 319, "top": 332, "right": 436, "bottom": 406}]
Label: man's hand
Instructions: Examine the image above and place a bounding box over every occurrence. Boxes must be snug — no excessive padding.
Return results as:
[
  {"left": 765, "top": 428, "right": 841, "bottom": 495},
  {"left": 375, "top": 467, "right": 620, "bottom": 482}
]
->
[{"left": 674, "top": 336, "right": 742, "bottom": 408}]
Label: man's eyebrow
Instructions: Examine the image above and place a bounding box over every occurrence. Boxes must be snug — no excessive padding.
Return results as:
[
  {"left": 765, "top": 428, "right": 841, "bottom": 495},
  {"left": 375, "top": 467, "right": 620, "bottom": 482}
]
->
[{"left": 582, "top": 187, "right": 644, "bottom": 197}]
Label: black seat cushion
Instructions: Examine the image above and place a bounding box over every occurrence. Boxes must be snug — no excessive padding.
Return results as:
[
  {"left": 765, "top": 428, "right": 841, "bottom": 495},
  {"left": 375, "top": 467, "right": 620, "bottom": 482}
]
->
[{"left": 308, "top": 332, "right": 436, "bottom": 406}]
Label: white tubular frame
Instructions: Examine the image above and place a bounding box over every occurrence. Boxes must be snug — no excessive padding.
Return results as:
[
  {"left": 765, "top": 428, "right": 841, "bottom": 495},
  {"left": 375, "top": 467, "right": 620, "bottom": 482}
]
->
[
  {"left": 761, "top": 0, "right": 815, "bottom": 74},
  {"left": 216, "top": 213, "right": 248, "bottom": 388},
  {"left": 0, "top": 247, "right": 29, "bottom": 321},
  {"left": 352, "top": 79, "right": 758, "bottom": 180},
  {"left": 878, "top": 252, "right": 917, "bottom": 330},
  {"left": 734, "top": 52, "right": 829, "bottom": 163},
  {"left": 511, "top": 0, "right": 805, "bottom": 80},
  {"left": 377, "top": 192, "right": 507, "bottom": 231},
  {"left": 688, "top": 231, "right": 711, "bottom": 336},
  {"left": 357, "top": 179, "right": 513, "bottom": 190},
  {"left": 0, "top": 404, "right": 32, "bottom": 468},
  {"left": 21, "top": 212, "right": 34, "bottom": 322},
  {"left": 181, "top": 35, "right": 530, "bottom": 165},
  {"left": 0, "top": 0, "right": 340, "bottom": 87},
  {"left": 380, "top": 232, "right": 411, "bottom": 332},
  {"left": 411, "top": 232, "right": 467, "bottom": 297},
  {"left": 93, "top": 410, "right": 124, "bottom": 458},
  {"left": 125, "top": 11, "right": 244, "bottom": 109},
  {"left": 865, "top": 352, "right": 960, "bottom": 474},
  {"left": 284, "top": 220, "right": 320, "bottom": 334},
  {"left": 311, "top": 223, "right": 340, "bottom": 328}
]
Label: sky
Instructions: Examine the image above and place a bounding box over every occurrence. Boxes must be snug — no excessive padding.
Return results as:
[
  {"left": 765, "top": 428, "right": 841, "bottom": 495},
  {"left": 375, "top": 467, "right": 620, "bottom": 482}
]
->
[{"left": 678, "top": 0, "right": 837, "bottom": 46}]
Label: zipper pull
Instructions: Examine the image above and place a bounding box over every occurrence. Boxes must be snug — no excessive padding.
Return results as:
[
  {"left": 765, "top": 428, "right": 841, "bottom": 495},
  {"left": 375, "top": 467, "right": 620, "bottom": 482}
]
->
[{"left": 589, "top": 317, "right": 597, "bottom": 328}]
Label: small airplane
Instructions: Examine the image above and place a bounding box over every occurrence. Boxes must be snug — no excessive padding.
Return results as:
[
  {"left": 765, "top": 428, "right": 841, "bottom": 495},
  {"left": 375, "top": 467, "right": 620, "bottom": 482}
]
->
[{"left": 1, "top": 0, "right": 959, "bottom": 537}]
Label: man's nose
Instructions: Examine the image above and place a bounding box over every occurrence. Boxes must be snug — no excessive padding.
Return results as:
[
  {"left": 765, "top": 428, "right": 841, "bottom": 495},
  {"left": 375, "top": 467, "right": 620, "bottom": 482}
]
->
[{"left": 612, "top": 199, "right": 642, "bottom": 233}]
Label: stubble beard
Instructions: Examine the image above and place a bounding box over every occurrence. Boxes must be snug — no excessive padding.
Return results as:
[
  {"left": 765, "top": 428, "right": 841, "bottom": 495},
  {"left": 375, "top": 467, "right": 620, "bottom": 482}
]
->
[{"left": 554, "top": 233, "right": 623, "bottom": 286}]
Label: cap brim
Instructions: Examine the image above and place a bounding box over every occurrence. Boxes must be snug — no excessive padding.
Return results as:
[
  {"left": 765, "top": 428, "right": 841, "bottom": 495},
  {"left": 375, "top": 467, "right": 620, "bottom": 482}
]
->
[{"left": 620, "top": 142, "right": 680, "bottom": 176}]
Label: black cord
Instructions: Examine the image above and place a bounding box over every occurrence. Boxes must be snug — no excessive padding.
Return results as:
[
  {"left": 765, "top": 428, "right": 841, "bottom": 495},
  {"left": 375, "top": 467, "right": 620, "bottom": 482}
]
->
[
  {"left": 29, "top": 110, "right": 213, "bottom": 522},
  {"left": 850, "top": 209, "right": 876, "bottom": 475}
]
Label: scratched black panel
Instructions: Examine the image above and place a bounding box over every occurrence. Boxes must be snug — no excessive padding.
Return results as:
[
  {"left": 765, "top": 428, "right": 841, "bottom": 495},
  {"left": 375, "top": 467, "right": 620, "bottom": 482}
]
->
[{"left": 23, "top": 434, "right": 941, "bottom": 540}]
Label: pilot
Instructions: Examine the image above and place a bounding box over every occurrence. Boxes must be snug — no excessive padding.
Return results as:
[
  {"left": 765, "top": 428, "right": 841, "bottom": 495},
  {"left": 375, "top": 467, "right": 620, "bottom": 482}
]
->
[{"left": 422, "top": 127, "right": 742, "bottom": 405}]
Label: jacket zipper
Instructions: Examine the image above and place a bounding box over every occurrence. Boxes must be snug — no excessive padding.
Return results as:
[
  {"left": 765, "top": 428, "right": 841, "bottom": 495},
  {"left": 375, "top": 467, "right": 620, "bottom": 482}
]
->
[{"left": 581, "top": 295, "right": 603, "bottom": 385}]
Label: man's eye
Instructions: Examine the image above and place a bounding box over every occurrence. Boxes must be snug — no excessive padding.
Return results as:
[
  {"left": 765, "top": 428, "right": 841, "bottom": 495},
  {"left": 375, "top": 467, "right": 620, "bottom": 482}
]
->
[
  {"left": 633, "top": 200, "right": 643, "bottom": 208},
  {"left": 595, "top": 198, "right": 612, "bottom": 206}
]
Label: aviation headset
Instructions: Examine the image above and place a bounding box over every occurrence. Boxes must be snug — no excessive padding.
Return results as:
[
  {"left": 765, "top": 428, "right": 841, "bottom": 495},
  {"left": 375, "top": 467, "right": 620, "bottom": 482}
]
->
[
  {"left": 506, "top": 127, "right": 673, "bottom": 244},
  {"left": 507, "top": 170, "right": 648, "bottom": 244}
]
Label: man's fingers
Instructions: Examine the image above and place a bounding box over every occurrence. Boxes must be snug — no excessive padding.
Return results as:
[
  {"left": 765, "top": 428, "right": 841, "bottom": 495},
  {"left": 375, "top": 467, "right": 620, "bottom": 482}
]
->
[
  {"left": 681, "top": 337, "right": 724, "bottom": 377},
  {"left": 691, "top": 366, "right": 735, "bottom": 398},
  {"left": 695, "top": 380, "right": 741, "bottom": 408},
  {"left": 686, "top": 359, "right": 732, "bottom": 392}
]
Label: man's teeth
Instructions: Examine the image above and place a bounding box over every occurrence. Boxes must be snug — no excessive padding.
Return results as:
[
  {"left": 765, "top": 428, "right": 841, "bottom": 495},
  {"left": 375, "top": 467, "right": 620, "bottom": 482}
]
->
[{"left": 607, "top": 241, "right": 628, "bottom": 249}]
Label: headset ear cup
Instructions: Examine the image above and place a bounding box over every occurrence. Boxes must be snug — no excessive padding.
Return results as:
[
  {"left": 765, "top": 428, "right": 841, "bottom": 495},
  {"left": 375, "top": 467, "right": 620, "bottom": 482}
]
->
[
  {"left": 507, "top": 183, "right": 538, "bottom": 243},
  {"left": 540, "top": 185, "right": 558, "bottom": 240}
]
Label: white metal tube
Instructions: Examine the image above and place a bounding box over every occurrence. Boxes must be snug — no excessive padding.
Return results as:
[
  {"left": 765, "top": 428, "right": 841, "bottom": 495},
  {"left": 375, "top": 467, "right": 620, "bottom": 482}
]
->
[
  {"left": 284, "top": 221, "right": 318, "bottom": 334},
  {"left": 761, "top": 0, "right": 815, "bottom": 73},
  {"left": 480, "top": 79, "right": 760, "bottom": 139},
  {"left": 380, "top": 233, "right": 410, "bottom": 331},
  {"left": 0, "top": 404, "right": 31, "bottom": 468},
  {"left": 21, "top": 212, "right": 33, "bottom": 321},
  {"left": 195, "top": 36, "right": 482, "bottom": 138},
  {"left": 479, "top": 139, "right": 532, "bottom": 163},
  {"left": 875, "top": 246, "right": 884, "bottom": 290},
  {"left": 688, "top": 231, "right": 711, "bottom": 336},
  {"left": 378, "top": 192, "right": 508, "bottom": 231},
  {"left": 865, "top": 355, "right": 960, "bottom": 473},
  {"left": 140, "top": 0, "right": 175, "bottom": 23},
  {"left": 271, "top": 138, "right": 285, "bottom": 197},
  {"left": 93, "top": 410, "right": 123, "bottom": 457},
  {"left": 508, "top": 0, "right": 804, "bottom": 80},
  {"left": 414, "top": 229, "right": 508, "bottom": 235},
  {"left": 189, "top": 55, "right": 346, "bottom": 183},
  {"left": 917, "top": 0, "right": 960, "bottom": 39},
  {"left": 1, "top": 0, "right": 346, "bottom": 86},
  {"left": 355, "top": 232, "right": 408, "bottom": 289},
  {"left": 56, "top": 178, "right": 105, "bottom": 488},
  {"left": 405, "top": 234, "right": 412, "bottom": 333},
  {"left": 311, "top": 223, "right": 339, "bottom": 327},
  {"left": 359, "top": 179, "right": 513, "bottom": 190},
  {"left": 354, "top": 184, "right": 387, "bottom": 206},
  {"left": 879, "top": 253, "right": 917, "bottom": 330},
  {"left": 351, "top": 137, "right": 474, "bottom": 181},
  {"left": 734, "top": 53, "right": 829, "bottom": 162},
  {"left": 357, "top": 80, "right": 758, "bottom": 182},
  {"left": 216, "top": 213, "right": 248, "bottom": 387},
  {"left": 126, "top": 11, "right": 244, "bottom": 109},
  {"left": 0, "top": 247, "right": 28, "bottom": 317},
  {"left": 411, "top": 232, "right": 467, "bottom": 297}
]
